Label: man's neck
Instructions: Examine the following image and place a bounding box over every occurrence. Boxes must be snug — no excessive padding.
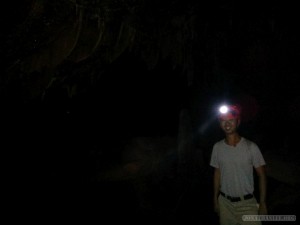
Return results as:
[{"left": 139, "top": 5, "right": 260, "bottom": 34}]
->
[{"left": 225, "top": 133, "right": 241, "bottom": 146}]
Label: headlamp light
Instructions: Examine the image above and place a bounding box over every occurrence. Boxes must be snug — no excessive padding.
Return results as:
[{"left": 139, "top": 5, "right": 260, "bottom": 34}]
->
[
  {"left": 219, "top": 105, "right": 229, "bottom": 114},
  {"left": 217, "top": 104, "right": 241, "bottom": 119}
]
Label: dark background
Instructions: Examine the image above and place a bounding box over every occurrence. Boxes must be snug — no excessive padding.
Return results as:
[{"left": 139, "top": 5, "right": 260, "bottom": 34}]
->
[{"left": 2, "top": 0, "right": 300, "bottom": 224}]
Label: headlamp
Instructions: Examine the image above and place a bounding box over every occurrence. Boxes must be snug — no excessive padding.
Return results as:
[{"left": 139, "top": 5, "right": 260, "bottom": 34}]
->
[
  {"left": 218, "top": 104, "right": 241, "bottom": 119},
  {"left": 219, "top": 105, "right": 229, "bottom": 114}
]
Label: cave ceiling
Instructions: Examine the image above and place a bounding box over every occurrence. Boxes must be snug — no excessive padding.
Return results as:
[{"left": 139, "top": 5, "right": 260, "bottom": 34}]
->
[{"left": 1, "top": 0, "right": 299, "bottom": 105}]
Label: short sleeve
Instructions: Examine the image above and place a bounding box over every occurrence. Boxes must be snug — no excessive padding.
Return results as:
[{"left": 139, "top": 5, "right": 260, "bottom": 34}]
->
[
  {"left": 250, "top": 142, "right": 266, "bottom": 168},
  {"left": 210, "top": 144, "right": 219, "bottom": 168}
]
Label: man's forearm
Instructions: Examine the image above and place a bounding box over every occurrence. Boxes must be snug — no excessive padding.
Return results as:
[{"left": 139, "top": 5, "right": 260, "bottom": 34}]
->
[
  {"left": 258, "top": 173, "right": 267, "bottom": 203},
  {"left": 213, "top": 169, "right": 220, "bottom": 200}
]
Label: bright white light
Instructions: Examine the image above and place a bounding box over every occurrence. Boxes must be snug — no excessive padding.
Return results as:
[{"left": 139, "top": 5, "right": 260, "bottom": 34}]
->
[{"left": 219, "top": 105, "right": 229, "bottom": 114}]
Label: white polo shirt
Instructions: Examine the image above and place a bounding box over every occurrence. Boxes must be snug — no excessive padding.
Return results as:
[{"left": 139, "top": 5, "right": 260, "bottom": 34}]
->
[{"left": 210, "top": 137, "right": 266, "bottom": 197}]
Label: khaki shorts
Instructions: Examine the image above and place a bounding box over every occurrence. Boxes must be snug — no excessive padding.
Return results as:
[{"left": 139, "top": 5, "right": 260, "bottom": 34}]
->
[{"left": 218, "top": 194, "right": 261, "bottom": 225}]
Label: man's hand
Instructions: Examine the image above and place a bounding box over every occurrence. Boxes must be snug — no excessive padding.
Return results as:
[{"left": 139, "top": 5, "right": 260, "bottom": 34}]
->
[
  {"left": 214, "top": 199, "right": 220, "bottom": 216},
  {"left": 213, "top": 168, "right": 221, "bottom": 216},
  {"left": 258, "top": 202, "right": 268, "bottom": 215}
]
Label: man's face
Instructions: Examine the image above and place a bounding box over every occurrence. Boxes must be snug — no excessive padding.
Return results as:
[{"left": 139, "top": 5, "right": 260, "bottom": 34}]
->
[{"left": 219, "top": 114, "right": 240, "bottom": 134}]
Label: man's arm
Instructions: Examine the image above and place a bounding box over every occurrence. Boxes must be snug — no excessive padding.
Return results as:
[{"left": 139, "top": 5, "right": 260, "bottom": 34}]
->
[
  {"left": 213, "top": 168, "right": 221, "bottom": 215},
  {"left": 255, "top": 165, "right": 268, "bottom": 215}
]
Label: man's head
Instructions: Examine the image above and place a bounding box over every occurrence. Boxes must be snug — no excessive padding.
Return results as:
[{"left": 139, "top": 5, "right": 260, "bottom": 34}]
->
[{"left": 218, "top": 104, "right": 241, "bottom": 134}]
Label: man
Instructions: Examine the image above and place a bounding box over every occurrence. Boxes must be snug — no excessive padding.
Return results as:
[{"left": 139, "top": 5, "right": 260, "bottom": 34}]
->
[{"left": 210, "top": 104, "right": 267, "bottom": 225}]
